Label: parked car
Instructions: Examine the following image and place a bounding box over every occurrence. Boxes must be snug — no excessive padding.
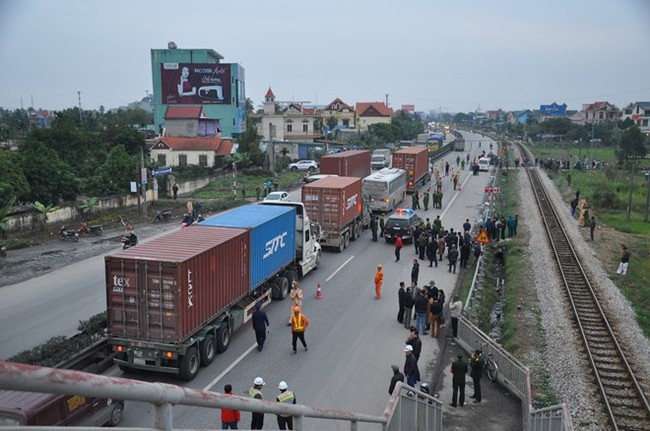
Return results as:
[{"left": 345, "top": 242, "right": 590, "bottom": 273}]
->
[
  {"left": 263, "top": 191, "right": 290, "bottom": 202},
  {"left": 383, "top": 208, "right": 421, "bottom": 243},
  {"left": 288, "top": 160, "right": 318, "bottom": 172},
  {"left": 478, "top": 158, "right": 491, "bottom": 172}
]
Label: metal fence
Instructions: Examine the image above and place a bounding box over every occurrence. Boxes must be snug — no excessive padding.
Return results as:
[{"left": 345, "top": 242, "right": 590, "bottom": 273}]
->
[
  {"left": 0, "top": 361, "right": 442, "bottom": 431},
  {"left": 456, "top": 317, "right": 574, "bottom": 431}
]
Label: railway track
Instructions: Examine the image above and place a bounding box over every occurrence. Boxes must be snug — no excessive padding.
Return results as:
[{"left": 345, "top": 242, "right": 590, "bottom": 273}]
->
[{"left": 516, "top": 142, "right": 650, "bottom": 430}]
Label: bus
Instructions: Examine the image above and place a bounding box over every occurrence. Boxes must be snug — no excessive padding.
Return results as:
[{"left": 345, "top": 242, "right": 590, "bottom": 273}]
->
[{"left": 362, "top": 168, "right": 407, "bottom": 212}]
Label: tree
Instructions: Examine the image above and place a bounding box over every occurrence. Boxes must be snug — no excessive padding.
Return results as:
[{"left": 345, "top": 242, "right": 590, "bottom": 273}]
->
[
  {"left": 33, "top": 201, "right": 61, "bottom": 231},
  {"left": 0, "top": 196, "right": 16, "bottom": 238},
  {"left": 0, "top": 151, "right": 30, "bottom": 206},
  {"left": 17, "top": 139, "right": 78, "bottom": 203},
  {"left": 392, "top": 110, "right": 424, "bottom": 140},
  {"left": 78, "top": 197, "right": 99, "bottom": 217},
  {"left": 326, "top": 116, "right": 338, "bottom": 132},
  {"left": 88, "top": 145, "right": 138, "bottom": 195},
  {"left": 103, "top": 124, "right": 146, "bottom": 156},
  {"left": 236, "top": 123, "right": 264, "bottom": 167},
  {"left": 368, "top": 123, "right": 399, "bottom": 144},
  {"left": 616, "top": 125, "right": 647, "bottom": 163},
  {"left": 619, "top": 117, "right": 635, "bottom": 129}
]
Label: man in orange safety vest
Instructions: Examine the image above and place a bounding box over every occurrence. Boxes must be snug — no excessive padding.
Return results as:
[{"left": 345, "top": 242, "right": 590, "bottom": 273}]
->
[{"left": 290, "top": 306, "right": 309, "bottom": 354}]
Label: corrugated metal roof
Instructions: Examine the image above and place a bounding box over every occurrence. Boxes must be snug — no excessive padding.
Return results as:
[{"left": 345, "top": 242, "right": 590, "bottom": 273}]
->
[
  {"left": 165, "top": 106, "right": 203, "bottom": 119},
  {"left": 109, "top": 226, "right": 246, "bottom": 262}
]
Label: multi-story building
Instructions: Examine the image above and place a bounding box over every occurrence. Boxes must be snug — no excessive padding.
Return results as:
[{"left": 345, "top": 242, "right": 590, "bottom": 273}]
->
[
  {"left": 256, "top": 88, "right": 321, "bottom": 142},
  {"left": 621, "top": 102, "right": 650, "bottom": 134},
  {"left": 150, "top": 44, "right": 246, "bottom": 138},
  {"left": 571, "top": 101, "right": 620, "bottom": 125},
  {"left": 321, "top": 98, "right": 355, "bottom": 131}
]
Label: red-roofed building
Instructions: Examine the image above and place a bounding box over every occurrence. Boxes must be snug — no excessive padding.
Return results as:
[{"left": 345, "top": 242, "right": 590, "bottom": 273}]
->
[
  {"left": 321, "top": 98, "right": 355, "bottom": 130},
  {"left": 164, "top": 106, "right": 222, "bottom": 138},
  {"left": 355, "top": 102, "right": 393, "bottom": 132},
  {"left": 149, "top": 136, "right": 233, "bottom": 168},
  {"left": 571, "top": 101, "right": 621, "bottom": 125}
]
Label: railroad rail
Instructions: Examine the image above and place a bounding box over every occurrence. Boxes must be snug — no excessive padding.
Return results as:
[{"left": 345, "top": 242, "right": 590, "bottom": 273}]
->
[{"left": 516, "top": 142, "right": 650, "bottom": 430}]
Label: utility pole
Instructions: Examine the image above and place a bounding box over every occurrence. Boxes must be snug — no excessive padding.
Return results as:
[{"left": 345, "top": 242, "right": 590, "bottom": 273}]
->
[
  {"left": 645, "top": 170, "right": 650, "bottom": 222},
  {"left": 77, "top": 91, "right": 82, "bottom": 124},
  {"left": 626, "top": 159, "right": 636, "bottom": 222},
  {"left": 269, "top": 123, "right": 275, "bottom": 174},
  {"left": 385, "top": 94, "right": 389, "bottom": 108}
]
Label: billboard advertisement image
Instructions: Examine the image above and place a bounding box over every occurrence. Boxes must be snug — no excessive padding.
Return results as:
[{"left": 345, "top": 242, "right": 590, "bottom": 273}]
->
[{"left": 161, "top": 63, "right": 231, "bottom": 105}]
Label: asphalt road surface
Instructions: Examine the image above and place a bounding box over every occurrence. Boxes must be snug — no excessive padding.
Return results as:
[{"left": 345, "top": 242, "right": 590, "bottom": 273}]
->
[{"left": 2, "top": 132, "right": 495, "bottom": 429}]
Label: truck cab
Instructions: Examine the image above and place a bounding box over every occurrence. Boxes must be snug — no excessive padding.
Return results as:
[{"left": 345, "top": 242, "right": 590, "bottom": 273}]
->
[{"left": 260, "top": 201, "right": 322, "bottom": 277}]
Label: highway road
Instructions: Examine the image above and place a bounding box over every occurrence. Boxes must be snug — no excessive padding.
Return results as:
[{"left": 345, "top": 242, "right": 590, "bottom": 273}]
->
[{"left": 1, "top": 131, "right": 495, "bottom": 429}]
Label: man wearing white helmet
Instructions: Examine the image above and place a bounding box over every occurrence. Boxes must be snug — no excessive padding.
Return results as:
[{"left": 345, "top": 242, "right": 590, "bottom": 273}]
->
[
  {"left": 403, "top": 345, "right": 419, "bottom": 387},
  {"left": 276, "top": 381, "right": 296, "bottom": 430},
  {"left": 248, "top": 377, "right": 265, "bottom": 429}
]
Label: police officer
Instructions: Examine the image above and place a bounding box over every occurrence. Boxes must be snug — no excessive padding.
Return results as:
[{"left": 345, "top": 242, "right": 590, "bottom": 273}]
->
[
  {"left": 276, "top": 381, "right": 296, "bottom": 430},
  {"left": 470, "top": 349, "right": 484, "bottom": 403},
  {"left": 371, "top": 215, "right": 379, "bottom": 242},
  {"left": 450, "top": 352, "right": 468, "bottom": 407},
  {"left": 248, "top": 377, "right": 265, "bottom": 429}
]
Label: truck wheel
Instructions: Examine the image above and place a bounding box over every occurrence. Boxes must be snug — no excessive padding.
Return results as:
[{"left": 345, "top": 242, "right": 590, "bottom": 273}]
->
[
  {"left": 275, "top": 276, "right": 289, "bottom": 300},
  {"left": 286, "top": 270, "right": 298, "bottom": 287},
  {"left": 315, "top": 251, "right": 321, "bottom": 269},
  {"left": 106, "top": 401, "right": 124, "bottom": 426},
  {"left": 338, "top": 236, "right": 344, "bottom": 253},
  {"left": 216, "top": 323, "right": 230, "bottom": 353},
  {"left": 179, "top": 347, "right": 200, "bottom": 381},
  {"left": 199, "top": 334, "right": 216, "bottom": 366},
  {"left": 344, "top": 232, "right": 350, "bottom": 248}
]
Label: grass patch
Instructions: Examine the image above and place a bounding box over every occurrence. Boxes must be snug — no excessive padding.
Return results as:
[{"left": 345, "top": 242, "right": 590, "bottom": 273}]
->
[
  {"left": 501, "top": 240, "right": 527, "bottom": 353},
  {"left": 192, "top": 171, "right": 303, "bottom": 200},
  {"left": 534, "top": 374, "right": 560, "bottom": 408},
  {"left": 529, "top": 143, "right": 618, "bottom": 163}
]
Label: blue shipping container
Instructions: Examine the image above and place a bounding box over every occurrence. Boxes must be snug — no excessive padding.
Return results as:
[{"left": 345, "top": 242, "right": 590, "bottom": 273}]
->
[{"left": 199, "top": 204, "right": 296, "bottom": 291}]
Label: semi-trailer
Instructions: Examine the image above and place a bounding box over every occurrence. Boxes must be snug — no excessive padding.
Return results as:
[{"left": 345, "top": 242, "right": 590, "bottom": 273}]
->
[
  {"left": 302, "top": 176, "right": 367, "bottom": 252},
  {"left": 371, "top": 149, "right": 392, "bottom": 170},
  {"left": 106, "top": 202, "right": 321, "bottom": 381},
  {"left": 391, "top": 146, "right": 431, "bottom": 192},
  {"left": 319, "top": 150, "right": 371, "bottom": 179}
]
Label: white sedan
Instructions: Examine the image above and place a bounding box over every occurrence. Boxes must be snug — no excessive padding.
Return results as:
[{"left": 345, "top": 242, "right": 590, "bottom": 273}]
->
[{"left": 264, "top": 191, "right": 290, "bottom": 202}]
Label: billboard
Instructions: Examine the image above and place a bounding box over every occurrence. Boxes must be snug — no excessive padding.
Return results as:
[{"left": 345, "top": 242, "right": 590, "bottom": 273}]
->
[
  {"left": 540, "top": 103, "right": 567, "bottom": 116},
  {"left": 161, "top": 63, "right": 231, "bottom": 105}
]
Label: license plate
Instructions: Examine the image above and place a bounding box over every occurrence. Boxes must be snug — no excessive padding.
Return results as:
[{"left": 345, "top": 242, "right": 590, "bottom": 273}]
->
[{"left": 133, "top": 358, "right": 146, "bottom": 365}]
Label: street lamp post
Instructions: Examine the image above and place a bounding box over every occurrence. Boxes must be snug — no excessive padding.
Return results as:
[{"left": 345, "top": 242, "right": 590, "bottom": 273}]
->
[{"left": 644, "top": 170, "right": 650, "bottom": 222}]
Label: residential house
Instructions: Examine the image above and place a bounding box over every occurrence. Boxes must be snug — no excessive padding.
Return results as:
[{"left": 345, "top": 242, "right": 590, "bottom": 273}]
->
[
  {"left": 486, "top": 109, "right": 506, "bottom": 122},
  {"left": 571, "top": 101, "right": 621, "bottom": 125},
  {"left": 621, "top": 102, "right": 650, "bottom": 134},
  {"left": 256, "top": 87, "right": 321, "bottom": 142},
  {"left": 321, "top": 98, "right": 355, "bottom": 132},
  {"left": 507, "top": 110, "right": 532, "bottom": 125},
  {"left": 355, "top": 102, "right": 393, "bottom": 132},
  {"left": 149, "top": 136, "right": 233, "bottom": 168},
  {"left": 163, "top": 106, "right": 221, "bottom": 138}
]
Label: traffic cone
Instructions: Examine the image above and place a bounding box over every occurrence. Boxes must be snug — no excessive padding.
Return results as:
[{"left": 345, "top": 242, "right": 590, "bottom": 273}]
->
[{"left": 315, "top": 283, "right": 323, "bottom": 299}]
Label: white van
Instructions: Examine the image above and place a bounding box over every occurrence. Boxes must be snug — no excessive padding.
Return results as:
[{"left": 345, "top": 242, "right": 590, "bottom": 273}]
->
[{"left": 478, "top": 158, "right": 490, "bottom": 172}]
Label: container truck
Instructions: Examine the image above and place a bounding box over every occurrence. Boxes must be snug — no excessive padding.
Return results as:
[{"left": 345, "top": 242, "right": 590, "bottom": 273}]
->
[
  {"left": 392, "top": 147, "right": 431, "bottom": 192},
  {"left": 371, "top": 149, "right": 392, "bottom": 170},
  {"left": 106, "top": 203, "right": 322, "bottom": 381},
  {"left": 302, "top": 176, "right": 369, "bottom": 252},
  {"left": 319, "top": 150, "right": 371, "bottom": 179}
]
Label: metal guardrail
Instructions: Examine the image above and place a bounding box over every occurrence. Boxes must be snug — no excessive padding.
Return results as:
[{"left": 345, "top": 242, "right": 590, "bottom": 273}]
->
[{"left": 0, "top": 361, "right": 442, "bottom": 431}]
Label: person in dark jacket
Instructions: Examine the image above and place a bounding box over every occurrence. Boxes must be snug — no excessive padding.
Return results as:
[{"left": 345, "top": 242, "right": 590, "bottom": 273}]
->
[
  {"left": 414, "top": 289, "right": 429, "bottom": 336},
  {"left": 388, "top": 364, "right": 405, "bottom": 395},
  {"left": 418, "top": 232, "right": 427, "bottom": 260},
  {"left": 371, "top": 216, "right": 378, "bottom": 242},
  {"left": 470, "top": 350, "right": 484, "bottom": 403},
  {"left": 379, "top": 216, "right": 385, "bottom": 237},
  {"left": 406, "top": 327, "right": 422, "bottom": 362},
  {"left": 450, "top": 352, "right": 468, "bottom": 407},
  {"left": 448, "top": 245, "right": 459, "bottom": 274},
  {"left": 429, "top": 294, "right": 443, "bottom": 338},
  {"left": 397, "top": 282, "right": 407, "bottom": 324},
  {"left": 427, "top": 236, "right": 438, "bottom": 267},
  {"left": 460, "top": 242, "right": 471, "bottom": 268},
  {"left": 251, "top": 302, "right": 270, "bottom": 351},
  {"left": 411, "top": 259, "right": 420, "bottom": 285},
  {"left": 403, "top": 345, "right": 419, "bottom": 387},
  {"left": 402, "top": 287, "right": 414, "bottom": 329},
  {"left": 413, "top": 225, "right": 421, "bottom": 254}
]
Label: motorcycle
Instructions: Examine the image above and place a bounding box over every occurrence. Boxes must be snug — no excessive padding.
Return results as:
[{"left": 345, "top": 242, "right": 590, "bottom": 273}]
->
[
  {"left": 59, "top": 226, "right": 79, "bottom": 242},
  {"left": 120, "top": 232, "right": 138, "bottom": 250},
  {"left": 0, "top": 245, "right": 6, "bottom": 257},
  {"left": 78, "top": 222, "right": 104, "bottom": 236}
]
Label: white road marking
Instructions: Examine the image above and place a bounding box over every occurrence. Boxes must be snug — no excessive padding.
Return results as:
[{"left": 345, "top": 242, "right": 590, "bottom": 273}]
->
[
  {"left": 441, "top": 173, "right": 473, "bottom": 219},
  {"left": 203, "top": 343, "right": 257, "bottom": 391},
  {"left": 325, "top": 255, "right": 355, "bottom": 282}
]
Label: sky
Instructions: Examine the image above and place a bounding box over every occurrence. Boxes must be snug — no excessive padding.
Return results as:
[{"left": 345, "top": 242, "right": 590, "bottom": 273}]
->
[{"left": 1, "top": 0, "right": 649, "bottom": 114}]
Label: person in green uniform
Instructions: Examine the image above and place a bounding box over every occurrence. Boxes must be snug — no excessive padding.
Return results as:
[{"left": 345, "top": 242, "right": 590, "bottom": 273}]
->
[{"left": 450, "top": 352, "right": 468, "bottom": 407}]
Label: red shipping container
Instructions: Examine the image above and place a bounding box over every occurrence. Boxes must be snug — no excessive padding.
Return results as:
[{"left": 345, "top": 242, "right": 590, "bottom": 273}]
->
[
  {"left": 319, "top": 150, "right": 371, "bottom": 179},
  {"left": 392, "top": 147, "right": 429, "bottom": 190},
  {"left": 106, "top": 226, "right": 250, "bottom": 345},
  {"left": 302, "top": 176, "right": 363, "bottom": 231}
]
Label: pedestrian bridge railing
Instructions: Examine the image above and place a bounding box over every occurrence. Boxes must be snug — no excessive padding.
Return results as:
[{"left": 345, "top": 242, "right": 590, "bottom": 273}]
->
[
  {"left": 457, "top": 317, "right": 574, "bottom": 431},
  {"left": 0, "top": 361, "right": 442, "bottom": 431}
]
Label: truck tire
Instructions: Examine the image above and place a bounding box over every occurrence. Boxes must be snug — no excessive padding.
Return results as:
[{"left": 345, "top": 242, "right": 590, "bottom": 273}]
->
[
  {"left": 179, "top": 347, "right": 200, "bottom": 381},
  {"left": 199, "top": 334, "right": 216, "bottom": 366},
  {"left": 275, "top": 276, "right": 289, "bottom": 300},
  {"left": 286, "top": 270, "right": 298, "bottom": 287},
  {"left": 338, "top": 236, "right": 344, "bottom": 253},
  {"left": 315, "top": 251, "right": 321, "bottom": 269},
  {"left": 105, "top": 401, "right": 124, "bottom": 427},
  {"left": 344, "top": 232, "right": 350, "bottom": 249},
  {"left": 216, "top": 323, "right": 230, "bottom": 353}
]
